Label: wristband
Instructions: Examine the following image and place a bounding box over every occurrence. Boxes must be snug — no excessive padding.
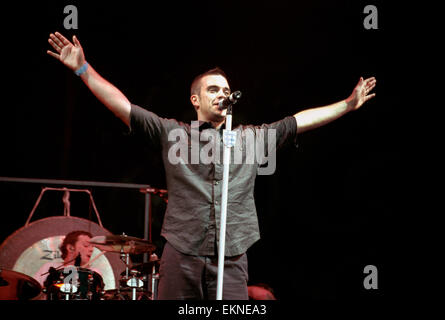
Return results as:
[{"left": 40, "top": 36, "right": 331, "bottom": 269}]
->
[{"left": 74, "top": 62, "right": 88, "bottom": 76}]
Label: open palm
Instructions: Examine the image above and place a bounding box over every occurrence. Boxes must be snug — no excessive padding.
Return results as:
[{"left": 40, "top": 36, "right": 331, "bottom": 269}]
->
[
  {"left": 47, "top": 32, "right": 85, "bottom": 71},
  {"left": 348, "top": 77, "right": 377, "bottom": 111}
]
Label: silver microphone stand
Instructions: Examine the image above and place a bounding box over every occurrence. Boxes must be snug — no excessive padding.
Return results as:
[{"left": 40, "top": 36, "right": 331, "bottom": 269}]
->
[{"left": 216, "top": 102, "right": 236, "bottom": 300}]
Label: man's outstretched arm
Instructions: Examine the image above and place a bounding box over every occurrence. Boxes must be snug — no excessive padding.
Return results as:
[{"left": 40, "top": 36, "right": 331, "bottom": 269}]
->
[
  {"left": 294, "top": 77, "right": 376, "bottom": 134},
  {"left": 47, "top": 32, "right": 131, "bottom": 127}
]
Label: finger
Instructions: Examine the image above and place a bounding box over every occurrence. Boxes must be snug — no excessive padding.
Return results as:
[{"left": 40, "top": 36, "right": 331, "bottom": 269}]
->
[
  {"left": 50, "top": 33, "right": 65, "bottom": 49},
  {"left": 365, "top": 80, "right": 375, "bottom": 88},
  {"left": 55, "top": 31, "right": 72, "bottom": 46},
  {"left": 366, "top": 80, "right": 377, "bottom": 91},
  {"left": 47, "top": 50, "right": 60, "bottom": 60},
  {"left": 364, "top": 77, "right": 376, "bottom": 88},
  {"left": 365, "top": 93, "right": 376, "bottom": 101},
  {"left": 72, "top": 35, "right": 81, "bottom": 47},
  {"left": 48, "top": 38, "right": 62, "bottom": 53}
]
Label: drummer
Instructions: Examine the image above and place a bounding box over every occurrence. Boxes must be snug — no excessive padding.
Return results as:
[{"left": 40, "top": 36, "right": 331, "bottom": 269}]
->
[{"left": 33, "top": 230, "right": 101, "bottom": 287}]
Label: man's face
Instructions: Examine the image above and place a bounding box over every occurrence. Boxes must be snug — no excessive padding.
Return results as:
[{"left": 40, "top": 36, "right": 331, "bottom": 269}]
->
[
  {"left": 71, "top": 235, "right": 94, "bottom": 266},
  {"left": 192, "top": 74, "right": 231, "bottom": 123}
]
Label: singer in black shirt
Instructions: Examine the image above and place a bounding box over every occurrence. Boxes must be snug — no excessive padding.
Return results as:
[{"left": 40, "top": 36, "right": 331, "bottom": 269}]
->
[{"left": 46, "top": 31, "right": 376, "bottom": 299}]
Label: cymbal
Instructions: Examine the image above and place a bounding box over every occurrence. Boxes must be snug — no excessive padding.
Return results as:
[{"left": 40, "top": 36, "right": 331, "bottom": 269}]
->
[
  {"left": 0, "top": 268, "right": 42, "bottom": 300},
  {"left": 89, "top": 235, "right": 156, "bottom": 255},
  {"left": 130, "top": 260, "right": 160, "bottom": 274}
]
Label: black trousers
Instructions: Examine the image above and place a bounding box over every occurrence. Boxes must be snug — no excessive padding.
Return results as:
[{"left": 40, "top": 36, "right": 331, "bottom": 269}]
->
[{"left": 157, "top": 241, "right": 249, "bottom": 300}]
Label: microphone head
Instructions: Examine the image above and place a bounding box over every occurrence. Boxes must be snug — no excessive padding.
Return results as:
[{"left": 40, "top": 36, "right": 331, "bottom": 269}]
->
[
  {"left": 218, "top": 90, "right": 242, "bottom": 110},
  {"left": 232, "top": 91, "right": 242, "bottom": 100}
]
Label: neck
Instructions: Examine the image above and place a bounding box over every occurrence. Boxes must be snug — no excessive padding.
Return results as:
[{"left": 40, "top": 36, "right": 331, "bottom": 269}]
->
[{"left": 212, "top": 120, "right": 225, "bottom": 130}]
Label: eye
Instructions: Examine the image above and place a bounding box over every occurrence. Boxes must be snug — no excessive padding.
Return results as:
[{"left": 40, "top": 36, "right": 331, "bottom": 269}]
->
[{"left": 207, "top": 86, "right": 219, "bottom": 94}]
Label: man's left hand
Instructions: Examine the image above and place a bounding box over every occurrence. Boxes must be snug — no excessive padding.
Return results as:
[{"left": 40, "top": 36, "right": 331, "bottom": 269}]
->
[{"left": 347, "top": 76, "right": 377, "bottom": 111}]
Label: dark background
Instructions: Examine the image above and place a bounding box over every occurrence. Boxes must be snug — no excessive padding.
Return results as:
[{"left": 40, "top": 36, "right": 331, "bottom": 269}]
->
[{"left": 0, "top": 0, "right": 411, "bottom": 302}]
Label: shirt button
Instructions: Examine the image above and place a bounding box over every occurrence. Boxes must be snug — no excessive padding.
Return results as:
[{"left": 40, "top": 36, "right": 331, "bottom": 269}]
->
[
  {"left": 214, "top": 181, "right": 219, "bottom": 185},
  {"left": 215, "top": 200, "right": 218, "bottom": 205}
]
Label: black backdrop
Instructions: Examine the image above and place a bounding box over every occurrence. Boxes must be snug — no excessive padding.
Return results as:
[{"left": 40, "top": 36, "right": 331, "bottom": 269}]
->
[{"left": 0, "top": 0, "right": 411, "bottom": 302}]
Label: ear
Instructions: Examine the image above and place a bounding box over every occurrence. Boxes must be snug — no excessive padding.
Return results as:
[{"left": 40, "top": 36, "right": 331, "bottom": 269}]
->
[{"left": 190, "top": 94, "right": 199, "bottom": 110}]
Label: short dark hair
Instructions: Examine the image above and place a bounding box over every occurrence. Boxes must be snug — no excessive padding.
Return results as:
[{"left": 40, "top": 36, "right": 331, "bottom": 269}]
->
[
  {"left": 60, "top": 230, "right": 92, "bottom": 260},
  {"left": 190, "top": 67, "right": 229, "bottom": 96}
]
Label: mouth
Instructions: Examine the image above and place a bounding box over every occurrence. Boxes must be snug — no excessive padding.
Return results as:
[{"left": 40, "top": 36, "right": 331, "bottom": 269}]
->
[{"left": 213, "top": 102, "right": 225, "bottom": 111}]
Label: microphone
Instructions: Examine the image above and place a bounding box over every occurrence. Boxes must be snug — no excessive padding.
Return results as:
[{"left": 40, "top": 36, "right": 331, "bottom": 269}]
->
[
  {"left": 43, "top": 267, "right": 58, "bottom": 288},
  {"left": 218, "top": 91, "right": 242, "bottom": 110},
  {"left": 74, "top": 253, "right": 81, "bottom": 267}
]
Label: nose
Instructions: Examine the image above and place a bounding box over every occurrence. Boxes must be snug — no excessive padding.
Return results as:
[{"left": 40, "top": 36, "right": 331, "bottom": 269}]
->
[
  {"left": 217, "top": 89, "right": 226, "bottom": 97},
  {"left": 216, "top": 89, "right": 229, "bottom": 104}
]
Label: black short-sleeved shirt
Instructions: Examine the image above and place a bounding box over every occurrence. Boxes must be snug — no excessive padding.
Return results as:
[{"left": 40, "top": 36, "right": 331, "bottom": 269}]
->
[{"left": 130, "top": 104, "right": 297, "bottom": 257}]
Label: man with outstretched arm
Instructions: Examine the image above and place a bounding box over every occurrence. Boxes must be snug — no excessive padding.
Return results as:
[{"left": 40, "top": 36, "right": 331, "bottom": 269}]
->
[{"left": 47, "top": 31, "right": 376, "bottom": 300}]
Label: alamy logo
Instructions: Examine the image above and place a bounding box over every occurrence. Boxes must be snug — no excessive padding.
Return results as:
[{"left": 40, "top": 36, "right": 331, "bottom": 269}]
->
[
  {"left": 61, "top": 266, "right": 79, "bottom": 294},
  {"left": 363, "top": 265, "right": 378, "bottom": 290},
  {"left": 167, "top": 121, "right": 277, "bottom": 175},
  {"left": 63, "top": 5, "right": 78, "bottom": 30}
]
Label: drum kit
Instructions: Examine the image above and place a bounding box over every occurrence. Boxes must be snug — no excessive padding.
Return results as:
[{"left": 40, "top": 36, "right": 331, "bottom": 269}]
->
[
  {"left": 0, "top": 184, "right": 169, "bottom": 301},
  {"left": 0, "top": 233, "right": 159, "bottom": 301}
]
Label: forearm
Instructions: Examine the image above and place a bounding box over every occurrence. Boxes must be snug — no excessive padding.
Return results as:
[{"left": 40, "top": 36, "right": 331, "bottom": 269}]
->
[
  {"left": 293, "top": 98, "right": 352, "bottom": 134},
  {"left": 80, "top": 64, "right": 131, "bottom": 127}
]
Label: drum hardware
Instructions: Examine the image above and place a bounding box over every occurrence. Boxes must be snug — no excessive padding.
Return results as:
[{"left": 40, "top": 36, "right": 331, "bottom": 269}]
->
[
  {"left": 139, "top": 187, "right": 167, "bottom": 263},
  {"left": 90, "top": 233, "right": 159, "bottom": 300},
  {"left": 124, "top": 270, "right": 144, "bottom": 301},
  {"left": 150, "top": 260, "right": 159, "bottom": 300},
  {"left": 120, "top": 247, "right": 138, "bottom": 300},
  {"left": 127, "top": 256, "right": 160, "bottom": 299}
]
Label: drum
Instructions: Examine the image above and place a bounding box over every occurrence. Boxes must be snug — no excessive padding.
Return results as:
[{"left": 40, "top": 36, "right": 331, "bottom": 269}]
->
[{"left": 44, "top": 267, "right": 104, "bottom": 300}]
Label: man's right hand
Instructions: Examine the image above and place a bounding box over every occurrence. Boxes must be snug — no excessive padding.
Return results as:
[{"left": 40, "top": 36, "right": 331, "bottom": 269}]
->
[
  {"left": 47, "top": 32, "right": 85, "bottom": 71},
  {"left": 47, "top": 31, "right": 131, "bottom": 126}
]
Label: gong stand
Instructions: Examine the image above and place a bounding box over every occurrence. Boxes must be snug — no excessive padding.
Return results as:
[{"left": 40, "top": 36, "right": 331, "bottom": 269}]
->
[{"left": 25, "top": 187, "right": 103, "bottom": 227}]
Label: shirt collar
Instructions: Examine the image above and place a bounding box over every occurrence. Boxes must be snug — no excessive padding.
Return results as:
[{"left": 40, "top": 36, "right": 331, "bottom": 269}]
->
[{"left": 196, "top": 120, "right": 225, "bottom": 131}]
